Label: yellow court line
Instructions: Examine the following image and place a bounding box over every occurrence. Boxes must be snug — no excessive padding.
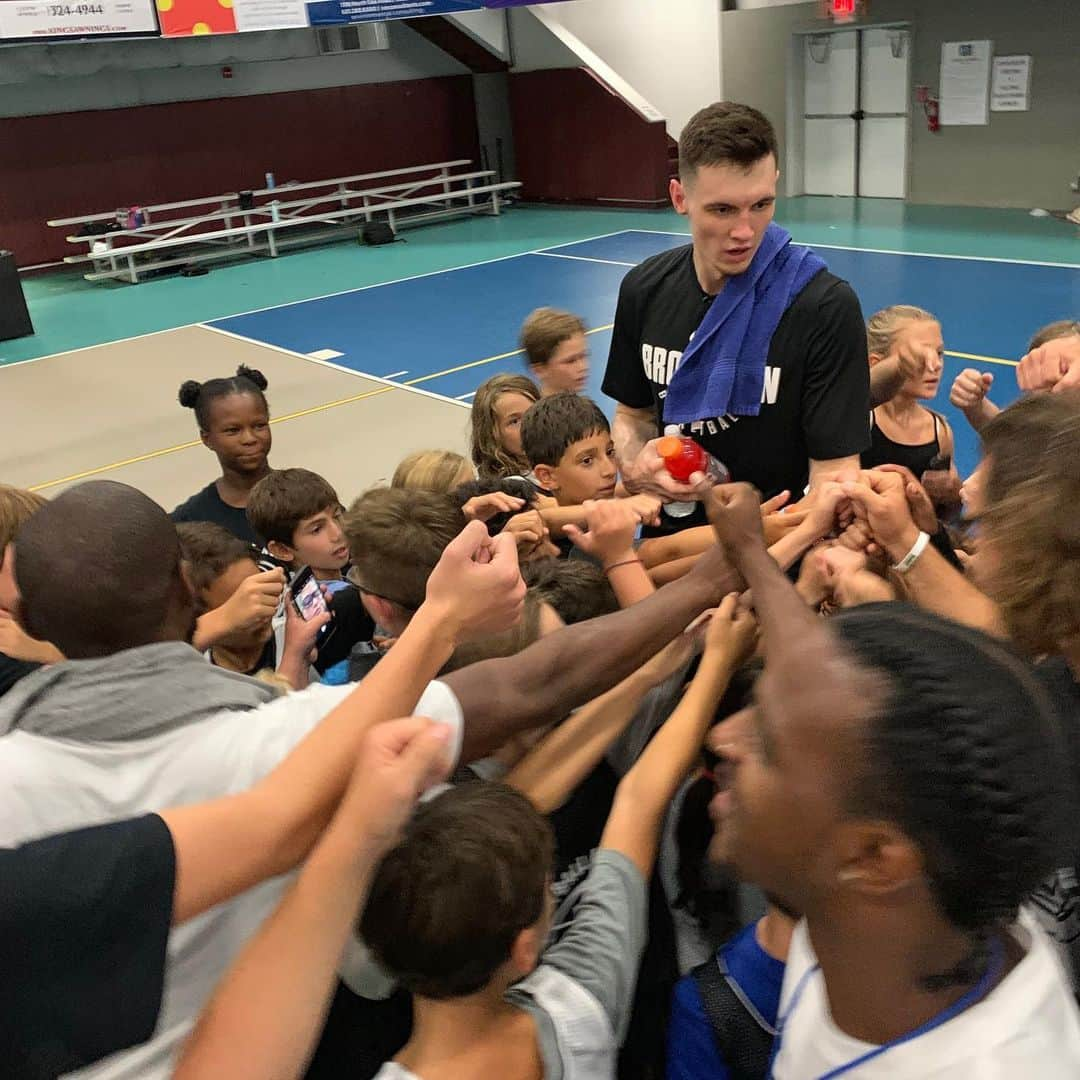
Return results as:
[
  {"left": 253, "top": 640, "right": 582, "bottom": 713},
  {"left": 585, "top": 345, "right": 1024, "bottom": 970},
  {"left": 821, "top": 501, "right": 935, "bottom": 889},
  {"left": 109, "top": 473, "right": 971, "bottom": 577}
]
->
[
  {"left": 29, "top": 324, "right": 1002, "bottom": 492},
  {"left": 404, "top": 323, "right": 614, "bottom": 385},
  {"left": 30, "top": 324, "right": 617, "bottom": 491},
  {"left": 30, "top": 384, "right": 396, "bottom": 492},
  {"left": 945, "top": 350, "right": 1017, "bottom": 367}
]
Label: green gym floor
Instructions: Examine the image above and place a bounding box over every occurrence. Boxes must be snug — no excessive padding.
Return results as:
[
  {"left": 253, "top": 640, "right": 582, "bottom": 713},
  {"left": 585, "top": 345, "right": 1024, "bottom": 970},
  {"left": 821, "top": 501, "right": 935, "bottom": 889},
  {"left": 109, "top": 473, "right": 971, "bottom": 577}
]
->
[
  {"left": 5, "top": 199, "right": 1077, "bottom": 367},
  {"left": 1, "top": 199, "right": 1076, "bottom": 512}
]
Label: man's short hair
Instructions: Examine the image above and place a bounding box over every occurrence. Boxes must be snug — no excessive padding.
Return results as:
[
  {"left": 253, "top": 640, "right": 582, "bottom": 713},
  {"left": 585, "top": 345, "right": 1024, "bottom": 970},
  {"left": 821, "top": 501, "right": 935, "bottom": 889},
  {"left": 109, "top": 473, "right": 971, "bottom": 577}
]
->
[
  {"left": 176, "top": 522, "right": 255, "bottom": 599},
  {"left": 521, "top": 557, "right": 619, "bottom": 624},
  {"left": 361, "top": 783, "right": 555, "bottom": 999},
  {"left": 0, "top": 485, "right": 46, "bottom": 556},
  {"left": 15, "top": 481, "right": 183, "bottom": 660},
  {"left": 246, "top": 469, "right": 340, "bottom": 547},
  {"left": 343, "top": 487, "right": 466, "bottom": 611},
  {"left": 679, "top": 101, "right": 779, "bottom": 181},
  {"left": 520, "top": 308, "right": 587, "bottom": 369},
  {"left": 832, "top": 604, "right": 1071, "bottom": 936},
  {"left": 520, "top": 392, "right": 610, "bottom": 469}
]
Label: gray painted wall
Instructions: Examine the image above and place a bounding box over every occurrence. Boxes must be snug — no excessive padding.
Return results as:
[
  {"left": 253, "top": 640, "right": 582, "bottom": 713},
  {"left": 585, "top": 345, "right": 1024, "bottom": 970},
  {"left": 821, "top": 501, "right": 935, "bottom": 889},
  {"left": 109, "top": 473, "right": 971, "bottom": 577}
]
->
[
  {"left": 0, "top": 21, "right": 468, "bottom": 117},
  {"left": 722, "top": 0, "right": 1080, "bottom": 208}
]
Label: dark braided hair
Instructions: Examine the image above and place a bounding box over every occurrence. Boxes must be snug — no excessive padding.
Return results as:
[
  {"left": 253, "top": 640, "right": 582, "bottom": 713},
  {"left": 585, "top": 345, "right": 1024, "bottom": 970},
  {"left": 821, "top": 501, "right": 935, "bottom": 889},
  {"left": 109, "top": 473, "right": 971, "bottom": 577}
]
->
[
  {"left": 178, "top": 365, "right": 269, "bottom": 430},
  {"left": 831, "top": 603, "right": 1074, "bottom": 937}
]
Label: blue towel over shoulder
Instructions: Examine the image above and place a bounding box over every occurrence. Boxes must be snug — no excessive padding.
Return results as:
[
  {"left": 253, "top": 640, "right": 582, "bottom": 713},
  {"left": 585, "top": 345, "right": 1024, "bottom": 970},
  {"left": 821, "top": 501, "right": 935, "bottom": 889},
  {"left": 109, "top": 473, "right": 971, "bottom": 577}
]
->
[{"left": 663, "top": 224, "right": 826, "bottom": 423}]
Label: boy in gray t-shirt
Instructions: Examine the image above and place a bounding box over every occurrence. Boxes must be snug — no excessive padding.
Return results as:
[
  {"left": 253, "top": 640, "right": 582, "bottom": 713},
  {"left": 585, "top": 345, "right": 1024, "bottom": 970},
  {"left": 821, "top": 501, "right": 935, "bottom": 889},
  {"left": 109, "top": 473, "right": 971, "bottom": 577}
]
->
[{"left": 362, "top": 595, "right": 756, "bottom": 1079}]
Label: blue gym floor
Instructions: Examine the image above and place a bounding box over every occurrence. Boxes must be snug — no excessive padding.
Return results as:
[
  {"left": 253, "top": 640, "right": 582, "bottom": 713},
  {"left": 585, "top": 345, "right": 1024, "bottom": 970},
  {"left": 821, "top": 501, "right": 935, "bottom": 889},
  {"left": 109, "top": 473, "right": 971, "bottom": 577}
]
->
[{"left": 208, "top": 226, "right": 1080, "bottom": 477}]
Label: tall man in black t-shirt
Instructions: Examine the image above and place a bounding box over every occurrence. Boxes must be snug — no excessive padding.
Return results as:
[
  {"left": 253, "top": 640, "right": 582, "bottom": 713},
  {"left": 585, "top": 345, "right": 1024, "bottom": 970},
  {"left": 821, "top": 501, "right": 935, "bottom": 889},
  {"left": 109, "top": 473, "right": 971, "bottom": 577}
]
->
[{"left": 603, "top": 102, "right": 870, "bottom": 526}]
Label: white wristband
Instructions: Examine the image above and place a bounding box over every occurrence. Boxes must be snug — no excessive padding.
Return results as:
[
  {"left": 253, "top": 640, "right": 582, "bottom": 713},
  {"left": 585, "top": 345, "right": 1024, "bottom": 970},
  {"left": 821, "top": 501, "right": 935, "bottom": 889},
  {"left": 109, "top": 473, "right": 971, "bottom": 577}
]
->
[{"left": 891, "top": 530, "right": 930, "bottom": 574}]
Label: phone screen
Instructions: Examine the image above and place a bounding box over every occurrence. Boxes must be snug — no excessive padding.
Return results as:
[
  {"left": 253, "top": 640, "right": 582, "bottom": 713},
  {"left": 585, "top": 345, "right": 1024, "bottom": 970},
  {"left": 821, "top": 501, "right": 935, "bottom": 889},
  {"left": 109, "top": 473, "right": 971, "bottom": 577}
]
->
[{"left": 292, "top": 571, "right": 329, "bottom": 621}]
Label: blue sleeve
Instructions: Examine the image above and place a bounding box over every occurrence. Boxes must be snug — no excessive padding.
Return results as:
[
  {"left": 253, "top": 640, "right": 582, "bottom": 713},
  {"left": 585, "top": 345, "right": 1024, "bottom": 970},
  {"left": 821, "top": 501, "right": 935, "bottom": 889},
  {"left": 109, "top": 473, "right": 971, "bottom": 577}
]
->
[{"left": 667, "top": 973, "right": 730, "bottom": 1080}]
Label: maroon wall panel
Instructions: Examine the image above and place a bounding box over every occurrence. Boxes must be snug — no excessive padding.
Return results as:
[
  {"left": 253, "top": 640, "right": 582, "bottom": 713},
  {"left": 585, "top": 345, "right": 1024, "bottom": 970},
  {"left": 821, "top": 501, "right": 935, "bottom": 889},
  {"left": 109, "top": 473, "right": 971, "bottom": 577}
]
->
[
  {"left": 0, "top": 76, "right": 480, "bottom": 267},
  {"left": 509, "top": 68, "right": 668, "bottom": 207}
]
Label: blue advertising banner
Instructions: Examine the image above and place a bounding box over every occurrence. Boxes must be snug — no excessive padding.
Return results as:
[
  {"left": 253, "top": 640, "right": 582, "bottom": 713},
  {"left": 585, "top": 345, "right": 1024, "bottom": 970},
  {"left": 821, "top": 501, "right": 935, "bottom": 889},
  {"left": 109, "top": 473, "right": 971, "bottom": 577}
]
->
[
  {"left": 308, "top": 0, "right": 481, "bottom": 25},
  {"left": 483, "top": 0, "right": 563, "bottom": 7}
]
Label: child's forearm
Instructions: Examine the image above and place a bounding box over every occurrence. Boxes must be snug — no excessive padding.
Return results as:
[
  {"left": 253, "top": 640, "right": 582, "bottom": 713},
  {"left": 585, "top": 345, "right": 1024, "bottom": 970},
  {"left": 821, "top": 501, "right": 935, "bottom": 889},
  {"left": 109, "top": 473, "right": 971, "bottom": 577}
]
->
[
  {"left": 538, "top": 504, "right": 589, "bottom": 538},
  {"left": 647, "top": 553, "right": 701, "bottom": 586},
  {"left": 637, "top": 525, "right": 714, "bottom": 568},
  {"left": 505, "top": 665, "right": 658, "bottom": 813},
  {"left": 605, "top": 554, "right": 656, "bottom": 607}
]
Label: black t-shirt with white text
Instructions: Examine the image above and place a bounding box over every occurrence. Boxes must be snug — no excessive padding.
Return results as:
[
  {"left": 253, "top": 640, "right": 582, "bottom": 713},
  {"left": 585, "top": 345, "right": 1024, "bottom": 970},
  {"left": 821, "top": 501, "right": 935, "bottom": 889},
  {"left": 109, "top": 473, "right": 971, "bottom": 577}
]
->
[{"left": 602, "top": 243, "right": 871, "bottom": 503}]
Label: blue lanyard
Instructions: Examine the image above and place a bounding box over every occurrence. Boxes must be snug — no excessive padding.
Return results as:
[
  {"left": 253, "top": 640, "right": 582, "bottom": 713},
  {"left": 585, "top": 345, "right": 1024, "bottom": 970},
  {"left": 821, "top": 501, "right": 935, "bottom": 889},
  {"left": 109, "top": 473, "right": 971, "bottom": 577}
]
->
[{"left": 768, "top": 935, "right": 1005, "bottom": 1080}]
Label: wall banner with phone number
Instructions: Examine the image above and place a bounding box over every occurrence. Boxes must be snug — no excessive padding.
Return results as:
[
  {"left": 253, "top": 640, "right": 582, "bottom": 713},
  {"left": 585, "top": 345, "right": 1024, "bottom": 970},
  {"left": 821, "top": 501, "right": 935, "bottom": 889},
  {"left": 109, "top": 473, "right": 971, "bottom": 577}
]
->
[
  {"left": 306, "top": 0, "right": 480, "bottom": 26},
  {"left": 0, "top": 0, "right": 157, "bottom": 38}
]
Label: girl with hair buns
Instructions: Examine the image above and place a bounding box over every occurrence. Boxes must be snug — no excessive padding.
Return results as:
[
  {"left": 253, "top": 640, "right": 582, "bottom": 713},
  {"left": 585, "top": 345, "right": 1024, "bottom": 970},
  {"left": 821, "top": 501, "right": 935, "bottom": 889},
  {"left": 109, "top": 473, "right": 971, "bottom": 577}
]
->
[{"left": 172, "top": 365, "right": 273, "bottom": 545}]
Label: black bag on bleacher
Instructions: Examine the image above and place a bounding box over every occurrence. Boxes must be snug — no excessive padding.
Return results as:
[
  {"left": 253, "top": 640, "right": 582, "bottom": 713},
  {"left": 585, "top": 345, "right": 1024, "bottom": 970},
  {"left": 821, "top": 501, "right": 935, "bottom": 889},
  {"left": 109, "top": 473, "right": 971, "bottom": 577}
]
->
[{"left": 360, "top": 222, "right": 396, "bottom": 246}]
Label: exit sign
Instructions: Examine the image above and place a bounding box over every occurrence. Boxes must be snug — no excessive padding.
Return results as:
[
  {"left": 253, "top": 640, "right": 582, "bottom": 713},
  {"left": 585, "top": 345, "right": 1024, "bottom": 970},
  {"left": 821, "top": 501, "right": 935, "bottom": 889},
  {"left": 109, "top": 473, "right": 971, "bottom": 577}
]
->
[{"left": 820, "top": 0, "right": 867, "bottom": 21}]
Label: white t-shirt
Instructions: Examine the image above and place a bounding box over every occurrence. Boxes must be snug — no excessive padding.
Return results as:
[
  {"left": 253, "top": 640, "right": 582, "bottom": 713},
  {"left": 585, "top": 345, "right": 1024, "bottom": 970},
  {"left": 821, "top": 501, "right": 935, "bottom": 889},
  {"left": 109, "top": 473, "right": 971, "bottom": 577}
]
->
[
  {"left": 773, "top": 909, "right": 1080, "bottom": 1079},
  {"left": 0, "top": 680, "right": 463, "bottom": 1080}
]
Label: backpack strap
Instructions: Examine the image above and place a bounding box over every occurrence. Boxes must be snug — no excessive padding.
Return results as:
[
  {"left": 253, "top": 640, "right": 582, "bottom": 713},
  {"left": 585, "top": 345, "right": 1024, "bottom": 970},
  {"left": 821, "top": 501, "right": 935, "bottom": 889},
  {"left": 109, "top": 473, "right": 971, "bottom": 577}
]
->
[{"left": 690, "top": 954, "right": 775, "bottom": 1080}]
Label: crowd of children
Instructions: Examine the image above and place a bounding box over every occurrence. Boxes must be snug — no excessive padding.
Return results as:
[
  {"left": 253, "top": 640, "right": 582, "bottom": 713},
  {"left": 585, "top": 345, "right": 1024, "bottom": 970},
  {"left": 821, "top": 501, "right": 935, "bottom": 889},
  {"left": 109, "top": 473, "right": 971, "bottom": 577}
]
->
[{"left": 2, "top": 103, "right": 1080, "bottom": 1080}]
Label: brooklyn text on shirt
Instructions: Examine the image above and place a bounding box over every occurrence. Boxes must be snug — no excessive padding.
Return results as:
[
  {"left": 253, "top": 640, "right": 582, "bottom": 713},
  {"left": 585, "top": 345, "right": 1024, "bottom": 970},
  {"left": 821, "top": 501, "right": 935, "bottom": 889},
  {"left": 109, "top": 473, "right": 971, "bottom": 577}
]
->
[{"left": 640, "top": 343, "right": 782, "bottom": 408}]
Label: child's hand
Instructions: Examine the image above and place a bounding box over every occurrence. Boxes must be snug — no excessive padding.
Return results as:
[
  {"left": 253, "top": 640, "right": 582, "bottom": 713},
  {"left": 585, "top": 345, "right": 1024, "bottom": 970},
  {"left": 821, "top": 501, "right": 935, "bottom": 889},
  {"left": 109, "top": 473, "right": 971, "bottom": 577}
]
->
[
  {"left": 801, "top": 481, "right": 847, "bottom": 541},
  {"left": 0, "top": 609, "right": 63, "bottom": 664},
  {"left": 462, "top": 492, "right": 525, "bottom": 523},
  {"left": 563, "top": 498, "right": 640, "bottom": 565},
  {"left": 703, "top": 593, "right": 758, "bottom": 669},
  {"left": 625, "top": 493, "right": 662, "bottom": 528},
  {"left": 503, "top": 510, "right": 559, "bottom": 560},
  {"left": 282, "top": 596, "right": 330, "bottom": 664},
  {"left": 875, "top": 464, "right": 940, "bottom": 533},
  {"left": 950, "top": 369, "right": 993, "bottom": 410},
  {"left": 219, "top": 568, "right": 285, "bottom": 638}
]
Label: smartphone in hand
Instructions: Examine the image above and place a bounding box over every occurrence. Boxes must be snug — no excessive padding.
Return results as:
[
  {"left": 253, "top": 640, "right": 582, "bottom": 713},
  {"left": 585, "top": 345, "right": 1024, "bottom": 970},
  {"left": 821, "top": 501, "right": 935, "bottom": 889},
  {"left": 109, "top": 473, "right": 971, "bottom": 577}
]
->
[{"left": 289, "top": 566, "right": 336, "bottom": 648}]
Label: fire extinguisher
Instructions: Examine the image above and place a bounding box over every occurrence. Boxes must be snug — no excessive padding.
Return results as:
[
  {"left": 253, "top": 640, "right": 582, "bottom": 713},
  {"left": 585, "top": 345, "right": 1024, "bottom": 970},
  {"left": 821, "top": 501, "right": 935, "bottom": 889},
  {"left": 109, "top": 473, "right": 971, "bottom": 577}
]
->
[
  {"left": 915, "top": 86, "right": 940, "bottom": 133},
  {"left": 925, "top": 96, "right": 940, "bottom": 133}
]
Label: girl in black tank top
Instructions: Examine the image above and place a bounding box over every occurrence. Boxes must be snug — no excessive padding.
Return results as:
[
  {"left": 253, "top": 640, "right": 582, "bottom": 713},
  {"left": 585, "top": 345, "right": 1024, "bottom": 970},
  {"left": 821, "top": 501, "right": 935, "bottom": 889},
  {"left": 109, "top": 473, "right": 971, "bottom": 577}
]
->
[
  {"left": 864, "top": 409, "right": 945, "bottom": 477},
  {"left": 860, "top": 306, "right": 959, "bottom": 484}
]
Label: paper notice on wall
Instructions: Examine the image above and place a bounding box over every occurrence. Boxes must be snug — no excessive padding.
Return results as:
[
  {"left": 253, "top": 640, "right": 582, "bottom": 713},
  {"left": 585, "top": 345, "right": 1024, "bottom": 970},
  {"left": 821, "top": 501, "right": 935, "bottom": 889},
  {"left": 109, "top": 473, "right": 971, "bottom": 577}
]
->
[
  {"left": 991, "top": 54, "right": 1031, "bottom": 112},
  {"left": 940, "top": 40, "right": 991, "bottom": 126},
  {"left": 233, "top": 0, "right": 308, "bottom": 29}
]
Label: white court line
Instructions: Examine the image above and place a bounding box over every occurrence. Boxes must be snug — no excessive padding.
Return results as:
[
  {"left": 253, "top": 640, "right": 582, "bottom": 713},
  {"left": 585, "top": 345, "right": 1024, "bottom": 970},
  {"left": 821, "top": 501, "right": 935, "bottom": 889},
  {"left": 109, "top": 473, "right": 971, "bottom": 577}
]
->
[
  {"left": 0, "top": 326, "right": 187, "bottom": 369},
  {"left": 0, "top": 228, "right": 638, "bottom": 373},
  {"left": 623, "top": 229, "right": 1080, "bottom": 270},
  {"left": 382, "top": 369, "right": 409, "bottom": 379},
  {"left": 199, "top": 324, "right": 472, "bottom": 411},
  {"left": 308, "top": 348, "right": 344, "bottom": 361},
  {"left": 456, "top": 391, "right": 477, "bottom": 401},
  {"left": 201, "top": 228, "right": 644, "bottom": 324},
  {"left": 531, "top": 251, "right": 636, "bottom": 268}
]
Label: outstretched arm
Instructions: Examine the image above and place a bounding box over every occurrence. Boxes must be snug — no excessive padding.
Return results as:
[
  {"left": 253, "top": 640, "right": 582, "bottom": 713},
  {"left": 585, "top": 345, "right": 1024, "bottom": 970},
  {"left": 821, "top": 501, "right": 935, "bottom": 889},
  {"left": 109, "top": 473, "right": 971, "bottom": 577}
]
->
[
  {"left": 842, "top": 472, "right": 1003, "bottom": 635},
  {"left": 174, "top": 718, "right": 452, "bottom": 1080},
  {"left": 600, "top": 595, "right": 757, "bottom": 878},
  {"left": 506, "top": 631, "right": 697, "bottom": 814},
  {"left": 445, "top": 544, "right": 741, "bottom": 762}
]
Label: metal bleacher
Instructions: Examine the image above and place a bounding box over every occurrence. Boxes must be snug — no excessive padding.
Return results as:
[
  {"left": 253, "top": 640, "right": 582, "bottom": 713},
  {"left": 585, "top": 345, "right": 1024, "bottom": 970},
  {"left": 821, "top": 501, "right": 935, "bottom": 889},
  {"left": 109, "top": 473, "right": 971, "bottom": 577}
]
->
[{"left": 49, "top": 159, "right": 521, "bottom": 284}]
